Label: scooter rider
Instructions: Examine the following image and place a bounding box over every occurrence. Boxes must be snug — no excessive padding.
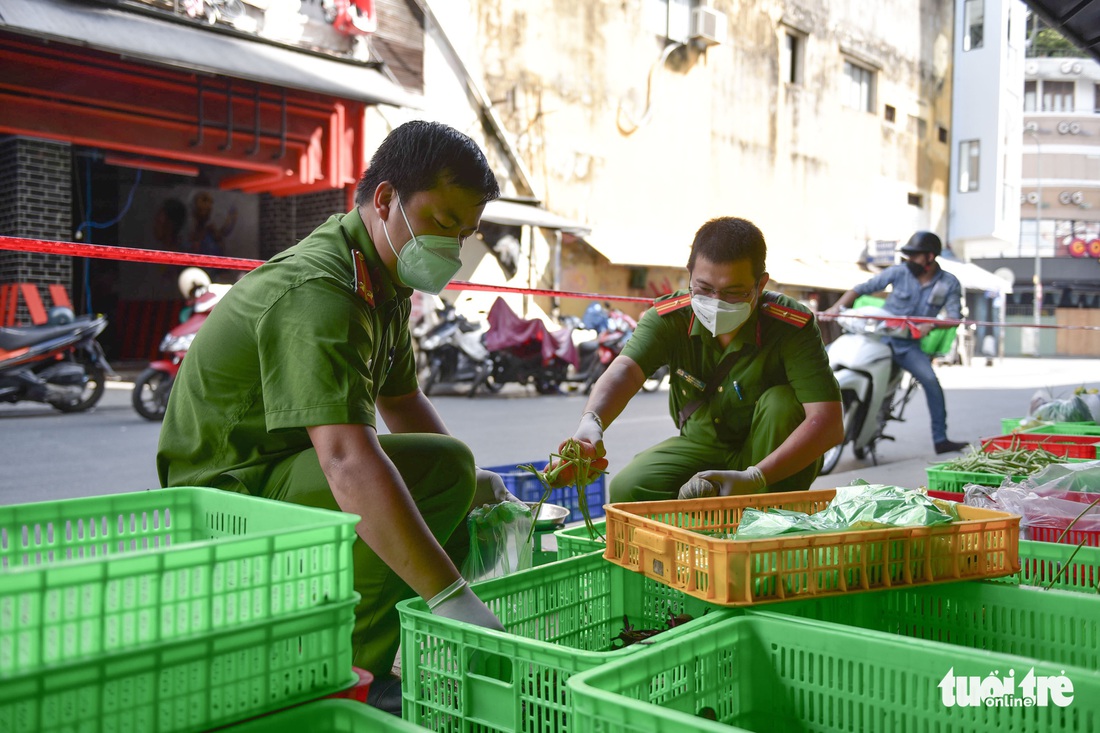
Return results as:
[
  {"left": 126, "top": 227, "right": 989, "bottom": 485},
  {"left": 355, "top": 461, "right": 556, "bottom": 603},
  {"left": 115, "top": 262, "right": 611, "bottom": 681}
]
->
[
  {"left": 549, "top": 217, "right": 844, "bottom": 501},
  {"left": 825, "top": 230, "right": 968, "bottom": 455},
  {"left": 157, "top": 121, "right": 518, "bottom": 713}
]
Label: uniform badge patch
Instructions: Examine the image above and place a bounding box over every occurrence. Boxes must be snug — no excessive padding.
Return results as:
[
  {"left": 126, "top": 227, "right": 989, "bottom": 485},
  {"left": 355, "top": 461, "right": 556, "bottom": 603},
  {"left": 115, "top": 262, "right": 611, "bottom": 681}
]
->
[{"left": 352, "top": 249, "right": 375, "bottom": 307}]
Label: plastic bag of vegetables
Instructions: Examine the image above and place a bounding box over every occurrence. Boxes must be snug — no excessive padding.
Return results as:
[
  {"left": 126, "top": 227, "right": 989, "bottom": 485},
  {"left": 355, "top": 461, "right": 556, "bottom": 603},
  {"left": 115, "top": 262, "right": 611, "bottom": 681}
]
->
[{"left": 461, "top": 501, "right": 534, "bottom": 582}]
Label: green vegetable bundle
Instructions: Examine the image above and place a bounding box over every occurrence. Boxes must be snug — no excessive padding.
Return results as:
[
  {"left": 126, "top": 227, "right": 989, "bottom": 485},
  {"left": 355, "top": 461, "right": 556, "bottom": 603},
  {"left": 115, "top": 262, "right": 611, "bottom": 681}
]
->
[{"left": 939, "top": 445, "right": 1065, "bottom": 476}]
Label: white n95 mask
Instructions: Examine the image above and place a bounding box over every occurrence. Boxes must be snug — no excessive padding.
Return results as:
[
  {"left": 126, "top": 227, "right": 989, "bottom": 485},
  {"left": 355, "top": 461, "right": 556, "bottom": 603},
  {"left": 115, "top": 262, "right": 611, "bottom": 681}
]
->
[{"left": 691, "top": 294, "right": 752, "bottom": 336}]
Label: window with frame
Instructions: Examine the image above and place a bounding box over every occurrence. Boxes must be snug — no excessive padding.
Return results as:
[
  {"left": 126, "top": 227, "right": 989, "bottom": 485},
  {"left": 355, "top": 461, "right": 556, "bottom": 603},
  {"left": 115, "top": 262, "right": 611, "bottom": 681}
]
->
[
  {"left": 963, "top": 0, "right": 984, "bottom": 51},
  {"left": 781, "top": 30, "right": 804, "bottom": 84},
  {"left": 1024, "top": 80, "right": 1037, "bottom": 112},
  {"left": 842, "top": 60, "right": 874, "bottom": 112},
  {"left": 1042, "top": 81, "right": 1075, "bottom": 112},
  {"left": 959, "top": 140, "right": 980, "bottom": 192}
]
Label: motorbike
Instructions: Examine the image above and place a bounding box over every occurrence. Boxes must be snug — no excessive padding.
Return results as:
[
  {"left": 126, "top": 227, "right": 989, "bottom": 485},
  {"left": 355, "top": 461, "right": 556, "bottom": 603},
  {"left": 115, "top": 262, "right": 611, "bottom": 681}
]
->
[
  {"left": 564, "top": 309, "right": 637, "bottom": 394},
  {"left": 819, "top": 307, "right": 921, "bottom": 474},
  {"left": 472, "top": 297, "right": 578, "bottom": 396},
  {"left": 132, "top": 268, "right": 228, "bottom": 420},
  {"left": 417, "top": 301, "right": 493, "bottom": 397},
  {"left": 0, "top": 307, "right": 112, "bottom": 413}
]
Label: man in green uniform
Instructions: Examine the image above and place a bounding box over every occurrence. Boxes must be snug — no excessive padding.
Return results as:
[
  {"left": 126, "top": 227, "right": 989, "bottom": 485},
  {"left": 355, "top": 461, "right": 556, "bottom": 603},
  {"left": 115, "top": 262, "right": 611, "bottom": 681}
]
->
[
  {"left": 157, "top": 121, "right": 513, "bottom": 711},
  {"left": 553, "top": 217, "right": 843, "bottom": 501}
]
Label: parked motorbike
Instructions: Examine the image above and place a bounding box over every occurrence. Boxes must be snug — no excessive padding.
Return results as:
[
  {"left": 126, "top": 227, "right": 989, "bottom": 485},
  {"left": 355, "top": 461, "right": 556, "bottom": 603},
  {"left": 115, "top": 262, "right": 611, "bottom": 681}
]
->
[
  {"left": 819, "top": 307, "right": 921, "bottom": 474},
  {"left": 132, "top": 268, "right": 228, "bottom": 420},
  {"left": 417, "top": 300, "right": 493, "bottom": 397},
  {"left": 0, "top": 307, "right": 112, "bottom": 413},
  {"left": 564, "top": 309, "right": 637, "bottom": 394},
  {"left": 472, "top": 298, "right": 578, "bottom": 396}
]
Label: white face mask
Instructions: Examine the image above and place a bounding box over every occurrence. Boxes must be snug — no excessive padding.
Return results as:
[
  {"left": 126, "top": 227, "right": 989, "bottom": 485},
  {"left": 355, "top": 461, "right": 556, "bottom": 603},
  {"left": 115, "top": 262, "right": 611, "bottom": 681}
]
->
[{"left": 691, "top": 294, "right": 753, "bottom": 336}]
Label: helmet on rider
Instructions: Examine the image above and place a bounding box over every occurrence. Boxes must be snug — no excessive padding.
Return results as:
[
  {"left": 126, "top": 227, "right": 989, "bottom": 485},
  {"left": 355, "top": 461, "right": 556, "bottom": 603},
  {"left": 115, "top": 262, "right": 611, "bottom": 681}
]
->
[
  {"left": 900, "top": 231, "right": 942, "bottom": 257},
  {"left": 178, "top": 267, "right": 212, "bottom": 299},
  {"left": 47, "top": 306, "right": 75, "bottom": 325}
]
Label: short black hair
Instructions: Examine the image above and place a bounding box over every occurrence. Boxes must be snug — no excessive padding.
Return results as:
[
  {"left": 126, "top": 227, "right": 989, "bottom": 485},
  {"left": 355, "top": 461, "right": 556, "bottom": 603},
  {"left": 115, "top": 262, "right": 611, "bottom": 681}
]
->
[
  {"left": 354, "top": 120, "right": 501, "bottom": 207},
  {"left": 687, "top": 217, "right": 767, "bottom": 278}
]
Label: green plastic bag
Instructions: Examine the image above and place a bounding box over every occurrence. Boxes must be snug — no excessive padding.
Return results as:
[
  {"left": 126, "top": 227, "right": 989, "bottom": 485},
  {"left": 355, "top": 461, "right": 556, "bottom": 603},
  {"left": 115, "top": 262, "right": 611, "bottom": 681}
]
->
[
  {"left": 461, "top": 502, "right": 534, "bottom": 582},
  {"left": 733, "top": 484, "right": 956, "bottom": 539}
]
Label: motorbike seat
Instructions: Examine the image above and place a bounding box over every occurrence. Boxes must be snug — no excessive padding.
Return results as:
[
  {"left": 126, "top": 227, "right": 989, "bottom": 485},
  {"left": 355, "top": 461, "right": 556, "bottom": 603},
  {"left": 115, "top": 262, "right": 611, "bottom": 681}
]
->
[{"left": 0, "top": 322, "right": 86, "bottom": 351}]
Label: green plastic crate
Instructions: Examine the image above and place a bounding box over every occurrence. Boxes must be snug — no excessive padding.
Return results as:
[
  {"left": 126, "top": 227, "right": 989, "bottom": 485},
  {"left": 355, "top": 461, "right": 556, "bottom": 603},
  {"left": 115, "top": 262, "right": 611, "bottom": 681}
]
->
[
  {"left": 926, "top": 458, "right": 1088, "bottom": 493},
  {"left": 0, "top": 487, "right": 357, "bottom": 675},
  {"left": 0, "top": 600, "right": 357, "bottom": 733},
  {"left": 1023, "top": 421, "right": 1100, "bottom": 436},
  {"left": 568, "top": 614, "right": 1100, "bottom": 733},
  {"left": 219, "top": 699, "right": 424, "bottom": 732},
  {"left": 554, "top": 519, "right": 607, "bottom": 560},
  {"left": 396, "top": 551, "right": 734, "bottom": 733},
  {"left": 991, "top": 539, "right": 1100, "bottom": 593},
  {"left": 756, "top": 577, "right": 1100, "bottom": 670}
]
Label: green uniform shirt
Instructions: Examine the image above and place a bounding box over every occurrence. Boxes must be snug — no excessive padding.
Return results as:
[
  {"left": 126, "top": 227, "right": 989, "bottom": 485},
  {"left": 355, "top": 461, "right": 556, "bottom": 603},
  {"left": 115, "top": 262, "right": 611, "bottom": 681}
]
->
[
  {"left": 157, "top": 209, "right": 417, "bottom": 491},
  {"left": 622, "top": 290, "right": 840, "bottom": 449}
]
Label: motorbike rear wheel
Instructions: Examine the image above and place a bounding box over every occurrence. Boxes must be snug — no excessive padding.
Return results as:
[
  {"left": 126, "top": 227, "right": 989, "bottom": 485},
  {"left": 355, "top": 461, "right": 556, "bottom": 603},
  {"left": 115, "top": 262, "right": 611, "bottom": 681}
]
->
[
  {"left": 422, "top": 359, "right": 443, "bottom": 396},
  {"left": 641, "top": 365, "right": 669, "bottom": 393},
  {"left": 132, "top": 367, "right": 174, "bottom": 421},
  {"left": 54, "top": 363, "right": 106, "bottom": 413},
  {"left": 819, "top": 391, "right": 860, "bottom": 475}
]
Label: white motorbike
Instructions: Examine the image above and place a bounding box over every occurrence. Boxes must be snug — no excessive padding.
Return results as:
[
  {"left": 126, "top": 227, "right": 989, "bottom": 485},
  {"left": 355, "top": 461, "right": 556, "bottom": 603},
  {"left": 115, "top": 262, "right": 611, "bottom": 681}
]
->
[{"left": 819, "top": 307, "right": 921, "bottom": 474}]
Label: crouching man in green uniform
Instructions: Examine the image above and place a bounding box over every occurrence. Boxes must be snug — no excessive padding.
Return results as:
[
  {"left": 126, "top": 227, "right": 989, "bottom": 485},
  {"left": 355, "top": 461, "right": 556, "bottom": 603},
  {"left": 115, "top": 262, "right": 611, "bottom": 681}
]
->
[
  {"left": 552, "top": 217, "right": 844, "bottom": 501},
  {"left": 157, "top": 121, "right": 515, "bottom": 711}
]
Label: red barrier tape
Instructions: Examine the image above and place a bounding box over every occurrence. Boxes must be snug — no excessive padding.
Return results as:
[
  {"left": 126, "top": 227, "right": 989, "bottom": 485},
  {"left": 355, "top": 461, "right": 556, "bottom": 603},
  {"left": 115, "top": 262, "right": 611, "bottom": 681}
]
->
[
  {"left": 2, "top": 234, "right": 1098, "bottom": 328},
  {"left": 0, "top": 235, "right": 653, "bottom": 305}
]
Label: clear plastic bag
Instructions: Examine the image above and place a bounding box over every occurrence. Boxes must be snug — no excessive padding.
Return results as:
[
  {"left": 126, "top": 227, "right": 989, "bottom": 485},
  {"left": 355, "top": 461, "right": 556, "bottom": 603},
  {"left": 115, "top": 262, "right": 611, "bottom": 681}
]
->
[
  {"left": 1028, "top": 392, "right": 1097, "bottom": 423},
  {"left": 461, "top": 502, "right": 534, "bottom": 582},
  {"left": 964, "top": 460, "right": 1100, "bottom": 536}
]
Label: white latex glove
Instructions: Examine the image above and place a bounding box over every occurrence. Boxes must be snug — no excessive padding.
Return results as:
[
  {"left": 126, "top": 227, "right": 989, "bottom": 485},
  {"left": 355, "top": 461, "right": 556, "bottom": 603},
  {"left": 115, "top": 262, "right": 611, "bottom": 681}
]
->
[
  {"left": 678, "top": 467, "right": 767, "bottom": 499},
  {"left": 471, "top": 468, "right": 523, "bottom": 507},
  {"left": 427, "top": 578, "right": 505, "bottom": 631}
]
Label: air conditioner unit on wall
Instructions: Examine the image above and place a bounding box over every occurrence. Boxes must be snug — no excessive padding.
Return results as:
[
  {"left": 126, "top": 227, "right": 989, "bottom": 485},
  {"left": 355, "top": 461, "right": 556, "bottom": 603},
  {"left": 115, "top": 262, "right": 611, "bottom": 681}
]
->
[
  {"left": 1026, "top": 192, "right": 1039, "bottom": 204},
  {"left": 690, "top": 6, "right": 728, "bottom": 46}
]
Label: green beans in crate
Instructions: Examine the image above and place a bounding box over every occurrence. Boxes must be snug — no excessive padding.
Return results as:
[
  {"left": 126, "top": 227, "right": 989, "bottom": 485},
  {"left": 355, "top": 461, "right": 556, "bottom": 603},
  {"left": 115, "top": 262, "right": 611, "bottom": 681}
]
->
[
  {"left": 567, "top": 614, "right": 1100, "bottom": 733},
  {"left": 396, "top": 551, "right": 735, "bottom": 733}
]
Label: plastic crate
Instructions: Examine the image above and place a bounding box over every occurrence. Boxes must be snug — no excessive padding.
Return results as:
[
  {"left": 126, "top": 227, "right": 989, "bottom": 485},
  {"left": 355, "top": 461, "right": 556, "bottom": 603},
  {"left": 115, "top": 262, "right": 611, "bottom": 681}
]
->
[
  {"left": 602, "top": 489, "right": 1021, "bottom": 606},
  {"left": 981, "top": 432, "right": 1100, "bottom": 459},
  {"left": 219, "top": 699, "right": 424, "bottom": 732},
  {"left": 396, "top": 551, "right": 735, "bottom": 733},
  {"left": 1023, "top": 421, "right": 1100, "bottom": 436},
  {"left": 1028, "top": 524, "right": 1100, "bottom": 548},
  {"left": 0, "top": 487, "right": 357, "bottom": 675},
  {"left": 757, "top": 577, "right": 1100, "bottom": 670},
  {"left": 567, "top": 614, "right": 1100, "bottom": 733},
  {"left": 484, "top": 461, "right": 606, "bottom": 525},
  {"left": 554, "top": 519, "right": 607, "bottom": 559},
  {"left": 925, "top": 462, "right": 1027, "bottom": 492},
  {"left": 990, "top": 539, "right": 1100, "bottom": 593},
  {"left": 0, "top": 600, "right": 357, "bottom": 733}
]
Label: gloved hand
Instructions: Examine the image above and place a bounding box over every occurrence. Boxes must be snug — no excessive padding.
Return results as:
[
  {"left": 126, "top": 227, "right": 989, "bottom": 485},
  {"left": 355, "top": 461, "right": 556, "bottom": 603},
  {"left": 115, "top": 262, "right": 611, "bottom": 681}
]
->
[
  {"left": 427, "top": 578, "right": 505, "bottom": 631},
  {"left": 547, "top": 411, "right": 608, "bottom": 489},
  {"left": 678, "top": 466, "right": 767, "bottom": 499},
  {"left": 471, "top": 468, "right": 522, "bottom": 507}
]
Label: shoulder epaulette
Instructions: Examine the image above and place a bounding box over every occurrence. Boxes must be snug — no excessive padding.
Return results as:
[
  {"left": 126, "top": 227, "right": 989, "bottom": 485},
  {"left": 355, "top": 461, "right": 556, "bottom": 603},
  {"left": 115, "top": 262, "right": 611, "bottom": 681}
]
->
[
  {"left": 761, "top": 301, "right": 811, "bottom": 328},
  {"left": 351, "top": 249, "right": 375, "bottom": 307},
  {"left": 654, "top": 293, "right": 692, "bottom": 316}
]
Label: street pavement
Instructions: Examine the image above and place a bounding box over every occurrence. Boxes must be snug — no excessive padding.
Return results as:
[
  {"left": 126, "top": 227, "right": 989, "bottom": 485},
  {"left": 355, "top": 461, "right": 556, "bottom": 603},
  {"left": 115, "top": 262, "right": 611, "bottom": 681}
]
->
[{"left": 1, "top": 356, "right": 1098, "bottom": 507}]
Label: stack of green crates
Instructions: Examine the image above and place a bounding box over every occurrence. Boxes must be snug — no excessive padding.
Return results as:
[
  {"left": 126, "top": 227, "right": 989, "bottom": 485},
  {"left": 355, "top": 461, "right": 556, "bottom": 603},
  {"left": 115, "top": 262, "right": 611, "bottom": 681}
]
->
[
  {"left": 568, "top": 612, "right": 1099, "bottom": 732},
  {"left": 0, "top": 487, "right": 360, "bottom": 733},
  {"left": 396, "top": 550, "right": 735, "bottom": 732},
  {"left": 565, "top": 539, "right": 1100, "bottom": 732}
]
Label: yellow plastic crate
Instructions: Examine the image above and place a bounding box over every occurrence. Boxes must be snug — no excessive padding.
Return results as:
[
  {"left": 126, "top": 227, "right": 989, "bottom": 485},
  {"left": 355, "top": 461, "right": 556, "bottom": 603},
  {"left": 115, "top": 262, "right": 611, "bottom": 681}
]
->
[{"left": 602, "top": 489, "right": 1020, "bottom": 606}]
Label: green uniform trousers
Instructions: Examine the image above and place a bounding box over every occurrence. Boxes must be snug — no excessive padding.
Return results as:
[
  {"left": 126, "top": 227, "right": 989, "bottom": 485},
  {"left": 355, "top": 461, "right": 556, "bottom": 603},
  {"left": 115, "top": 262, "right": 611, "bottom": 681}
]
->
[
  {"left": 610, "top": 385, "right": 821, "bottom": 502},
  {"left": 262, "top": 433, "right": 475, "bottom": 677}
]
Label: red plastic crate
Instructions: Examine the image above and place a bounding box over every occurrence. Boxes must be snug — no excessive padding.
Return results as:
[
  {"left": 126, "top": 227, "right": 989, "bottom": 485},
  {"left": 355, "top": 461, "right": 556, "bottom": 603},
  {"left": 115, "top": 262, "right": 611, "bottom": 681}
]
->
[
  {"left": 926, "top": 490, "right": 964, "bottom": 502},
  {"left": 1028, "top": 525, "right": 1100, "bottom": 548},
  {"left": 981, "top": 432, "right": 1100, "bottom": 459}
]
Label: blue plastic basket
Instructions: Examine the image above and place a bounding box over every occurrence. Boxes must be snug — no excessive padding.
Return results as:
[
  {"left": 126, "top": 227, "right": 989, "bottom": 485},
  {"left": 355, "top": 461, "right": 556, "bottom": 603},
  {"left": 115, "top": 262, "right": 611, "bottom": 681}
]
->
[{"left": 484, "top": 460, "right": 606, "bottom": 524}]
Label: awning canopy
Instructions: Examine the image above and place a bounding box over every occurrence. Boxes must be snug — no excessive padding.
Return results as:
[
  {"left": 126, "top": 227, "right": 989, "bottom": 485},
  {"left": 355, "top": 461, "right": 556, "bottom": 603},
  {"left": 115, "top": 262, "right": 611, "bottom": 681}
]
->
[
  {"left": 766, "top": 258, "right": 873, "bottom": 292},
  {"left": 938, "top": 257, "right": 1014, "bottom": 294},
  {"left": 1024, "top": 0, "right": 1100, "bottom": 62},
  {"left": 481, "top": 199, "right": 591, "bottom": 235},
  {"left": 0, "top": 0, "right": 419, "bottom": 108}
]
